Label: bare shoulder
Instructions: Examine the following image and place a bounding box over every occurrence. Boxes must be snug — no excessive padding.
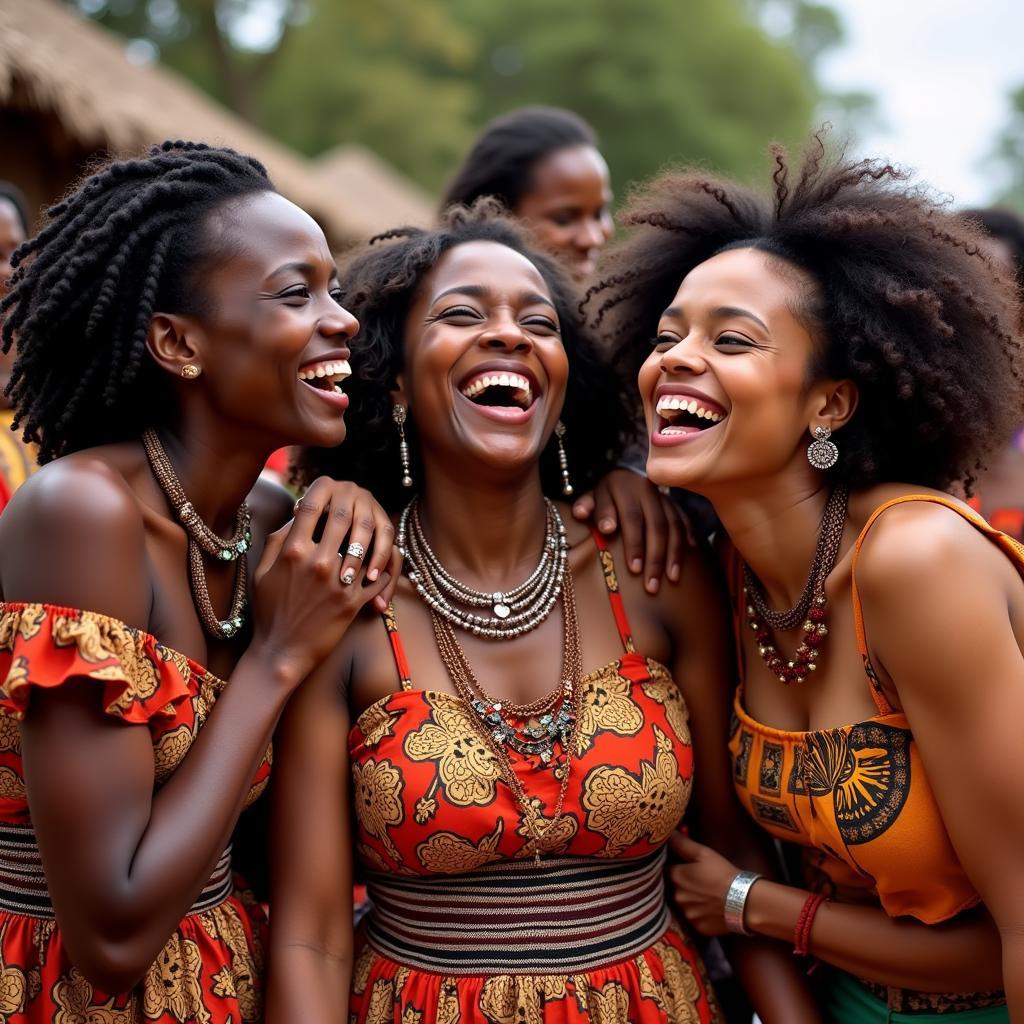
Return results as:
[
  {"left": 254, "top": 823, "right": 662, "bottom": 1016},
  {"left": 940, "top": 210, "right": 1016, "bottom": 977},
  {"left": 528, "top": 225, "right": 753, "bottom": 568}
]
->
[
  {"left": 0, "top": 450, "right": 150, "bottom": 620},
  {"left": 852, "top": 484, "right": 1008, "bottom": 599}
]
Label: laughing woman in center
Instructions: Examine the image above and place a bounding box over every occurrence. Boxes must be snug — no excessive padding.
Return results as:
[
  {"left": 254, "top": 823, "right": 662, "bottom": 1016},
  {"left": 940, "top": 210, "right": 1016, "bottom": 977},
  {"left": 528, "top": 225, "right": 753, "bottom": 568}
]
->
[{"left": 266, "top": 204, "right": 819, "bottom": 1023}]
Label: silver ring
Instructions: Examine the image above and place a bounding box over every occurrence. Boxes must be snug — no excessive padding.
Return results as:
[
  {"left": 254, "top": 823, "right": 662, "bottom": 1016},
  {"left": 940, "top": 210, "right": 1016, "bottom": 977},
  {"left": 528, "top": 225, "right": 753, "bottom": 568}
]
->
[{"left": 346, "top": 541, "right": 366, "bottom": 561}]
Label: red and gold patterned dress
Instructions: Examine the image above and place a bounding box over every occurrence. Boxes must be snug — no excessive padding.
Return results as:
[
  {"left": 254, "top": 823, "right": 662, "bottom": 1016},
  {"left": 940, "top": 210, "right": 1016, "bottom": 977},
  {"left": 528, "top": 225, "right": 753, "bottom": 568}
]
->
[
  {"left": 348, "top": 534, "right": 721, "bottom": 1024},
  {"left": 0, "top": 603, "right": 270, "bottom": 1023}
]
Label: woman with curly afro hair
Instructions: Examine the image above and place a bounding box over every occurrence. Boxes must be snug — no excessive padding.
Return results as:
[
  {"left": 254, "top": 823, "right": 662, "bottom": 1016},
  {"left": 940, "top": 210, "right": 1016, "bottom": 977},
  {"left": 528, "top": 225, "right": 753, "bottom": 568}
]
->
[
  {"left": 268, "top": 203, "right": 822, "bottom": 1023},
  {"left": 586, "top": 136, "right": 1024, "bottom": 1020}
]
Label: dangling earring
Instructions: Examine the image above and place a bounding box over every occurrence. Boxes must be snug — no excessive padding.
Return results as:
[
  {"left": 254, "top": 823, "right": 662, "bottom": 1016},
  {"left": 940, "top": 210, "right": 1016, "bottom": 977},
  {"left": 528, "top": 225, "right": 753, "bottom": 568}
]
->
[
  {"left": 393, "top": 404, "right": 413, "bottom": 488},
  {"left": 807, "top": 425, "right": 839, "bottom": 470},
  {"left": 181, "top": 363, "right": 201, "bottom": 380},
  {"left": 554, "top": 421, "right": 573, "bottom": 496}
]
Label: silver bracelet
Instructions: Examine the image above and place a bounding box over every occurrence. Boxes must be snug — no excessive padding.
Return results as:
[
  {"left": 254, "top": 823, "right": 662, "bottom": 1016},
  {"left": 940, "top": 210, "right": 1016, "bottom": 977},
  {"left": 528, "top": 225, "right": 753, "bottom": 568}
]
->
[{"left": 723, "top": 870, "right": 762, "bottom": 935}]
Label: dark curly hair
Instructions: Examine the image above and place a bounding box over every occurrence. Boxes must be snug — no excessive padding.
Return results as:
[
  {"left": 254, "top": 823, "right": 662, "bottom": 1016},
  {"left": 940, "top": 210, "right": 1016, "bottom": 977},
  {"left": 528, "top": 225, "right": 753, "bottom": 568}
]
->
[
  {"left": 295, "top": 202, "right": 628, "bottom": 511},
  {"left": 963, "top": 206, "right": 1024, "bottom": 290},
  {"left": 0, "top": 141, "right": 274, "bottom": 463},
  {"left": 441, "top": 106, "right": 598, "bottom": 215},
  {"left": 586, "top": 136, "right": 1024, "bottom": 491}
]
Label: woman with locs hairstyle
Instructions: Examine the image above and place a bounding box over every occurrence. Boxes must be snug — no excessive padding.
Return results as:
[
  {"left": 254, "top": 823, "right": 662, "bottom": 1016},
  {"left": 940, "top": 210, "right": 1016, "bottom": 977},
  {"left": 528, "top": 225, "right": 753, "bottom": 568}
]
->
[
  {"left": 586, "top": 136, "right": 1024, "bottom": 1020},
  {"left": 267, "top": 203, "right": 822, "bottom": 1024},
  {"left": 0, "top": 141, "right": 400, "bottom": 1022}
]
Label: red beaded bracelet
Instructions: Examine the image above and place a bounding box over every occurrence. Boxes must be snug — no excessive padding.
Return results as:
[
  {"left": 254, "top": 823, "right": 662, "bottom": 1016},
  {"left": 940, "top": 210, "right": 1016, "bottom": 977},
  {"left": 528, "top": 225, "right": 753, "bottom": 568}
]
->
[{"left": 793, "top": 892, "right": 826, "bottom": 956}]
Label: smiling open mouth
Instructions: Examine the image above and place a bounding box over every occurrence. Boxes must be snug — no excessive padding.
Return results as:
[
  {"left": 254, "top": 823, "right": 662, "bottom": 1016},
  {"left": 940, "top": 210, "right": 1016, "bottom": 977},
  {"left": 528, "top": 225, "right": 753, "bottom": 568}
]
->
[
  {"left": 459, "top": 371, "right": 535, "bottom": 411},
  {"left": 298, "top": 358, "right": 351, "bottom": 395},
  {"left": 655, "top": 394, "right": 725, "bottom": 436}
]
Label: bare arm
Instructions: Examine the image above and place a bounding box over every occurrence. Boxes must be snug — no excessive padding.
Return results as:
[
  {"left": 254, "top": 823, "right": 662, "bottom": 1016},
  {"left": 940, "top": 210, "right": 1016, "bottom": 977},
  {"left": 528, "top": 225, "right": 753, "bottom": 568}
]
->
[
  {"left": 266, "top": 646, "right": 354, "bottom": 1024},
  {"left": 6, "top": 466, "right": 396, "bottom": 991},
  {"left": 670, "top": 506, "right": 1010, "bottom": 995},
  {"left": 663, "top": 545, "right": 821, "bottom": 1023},
  {"left": 857, "top": 505, "right": 1024, "bottom": 1005}
]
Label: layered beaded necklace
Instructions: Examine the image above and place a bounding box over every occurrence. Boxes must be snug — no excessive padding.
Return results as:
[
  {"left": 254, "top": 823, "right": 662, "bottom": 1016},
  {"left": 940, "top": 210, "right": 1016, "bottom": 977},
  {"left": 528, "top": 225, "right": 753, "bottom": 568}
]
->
[
  {"left": 398, "top": 497, "right": 567, "bottom": 638},
  {"left": 400, "top": 498, "right": 582, "bottom": 860},
  {"left": 743, "top": 486, "right": 848, "bottom": 684},
  {"left": 142, "top": 429, "right": 252, "bottom": 640}
]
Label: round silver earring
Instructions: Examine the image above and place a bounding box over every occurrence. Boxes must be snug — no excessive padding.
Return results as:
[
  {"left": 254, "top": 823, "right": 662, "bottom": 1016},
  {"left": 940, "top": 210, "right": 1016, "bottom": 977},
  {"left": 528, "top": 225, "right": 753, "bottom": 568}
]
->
[{"left": 807, "top": 425, "right": 839, "bottom": 470}]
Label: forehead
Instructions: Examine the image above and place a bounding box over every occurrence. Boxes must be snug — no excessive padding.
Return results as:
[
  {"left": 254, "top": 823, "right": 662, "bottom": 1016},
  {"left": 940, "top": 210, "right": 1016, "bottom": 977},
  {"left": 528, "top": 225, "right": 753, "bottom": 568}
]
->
[
  {"left": 671, "top": 247, "right": 814, "bottom": 321},
  {"left": 207, "top": 190, "right": 333, "bottom": 272},
  {"left": 0, "top": 200, "right": 26, "bottom": 240},
  {"left": 421, "top": 240, "right": 552, "bottom": 301},
  {"left": 529, "top": 145, "right": 610, "bottom": 197}
]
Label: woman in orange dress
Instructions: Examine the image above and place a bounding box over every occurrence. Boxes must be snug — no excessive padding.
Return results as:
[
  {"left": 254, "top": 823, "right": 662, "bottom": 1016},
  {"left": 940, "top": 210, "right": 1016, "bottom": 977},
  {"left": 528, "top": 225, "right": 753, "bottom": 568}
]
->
[
  {"left": 587, "top": 138, "right": 1024, "bottom": 1020},
  {"left": 0, "top": 142, "right": 401, "bottom": 1022},
  {"left": 267, "top": 204, "right": 820, "bottom": 1023}
]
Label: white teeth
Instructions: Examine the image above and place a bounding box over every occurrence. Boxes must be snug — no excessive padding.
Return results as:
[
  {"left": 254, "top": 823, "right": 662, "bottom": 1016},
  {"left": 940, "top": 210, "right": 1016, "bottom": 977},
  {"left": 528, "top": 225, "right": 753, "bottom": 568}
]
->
[
  {"left": 655, "top": 395, "right": 725, "bottom": 423},
  {"left": 459, "top": 371, "right": 533, "bottom": 405},
  {"left": 298, "top": 359, "right": 353, "bottom": 383}
]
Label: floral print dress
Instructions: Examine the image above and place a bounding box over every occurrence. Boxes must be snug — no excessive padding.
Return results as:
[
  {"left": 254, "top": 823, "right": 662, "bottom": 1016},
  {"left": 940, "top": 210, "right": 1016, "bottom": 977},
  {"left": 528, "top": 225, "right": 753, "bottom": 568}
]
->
[
  {"left": 0, "top": 603, "right": 270, "bottom": 1023},
  {"left": 348, "top": 535, "right": 721, "bottom": 1024}
]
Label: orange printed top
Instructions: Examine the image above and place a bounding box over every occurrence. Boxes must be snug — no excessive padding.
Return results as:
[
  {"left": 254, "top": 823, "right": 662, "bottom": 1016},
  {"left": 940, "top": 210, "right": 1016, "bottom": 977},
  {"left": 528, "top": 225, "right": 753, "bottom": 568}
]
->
[{"left": 729, "top": 495, "right": 1021, "bottom": 924}]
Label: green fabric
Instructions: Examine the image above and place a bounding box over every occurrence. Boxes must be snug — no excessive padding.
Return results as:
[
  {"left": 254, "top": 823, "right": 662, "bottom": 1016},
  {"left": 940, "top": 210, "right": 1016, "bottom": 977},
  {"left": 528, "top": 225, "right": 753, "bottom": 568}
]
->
[{"left": 824, "top": 971, "right": 1008, "bottom": 1023}]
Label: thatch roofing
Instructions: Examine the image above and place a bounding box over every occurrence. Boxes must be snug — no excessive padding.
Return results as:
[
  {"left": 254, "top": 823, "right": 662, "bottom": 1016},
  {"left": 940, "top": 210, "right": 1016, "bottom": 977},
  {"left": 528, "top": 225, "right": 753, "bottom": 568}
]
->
[
  {"left": 0, "top": 0, "right": 433, "bottom": 246},
  {"left": 313, "top": 144, "right": 434, "bottom": 239}
]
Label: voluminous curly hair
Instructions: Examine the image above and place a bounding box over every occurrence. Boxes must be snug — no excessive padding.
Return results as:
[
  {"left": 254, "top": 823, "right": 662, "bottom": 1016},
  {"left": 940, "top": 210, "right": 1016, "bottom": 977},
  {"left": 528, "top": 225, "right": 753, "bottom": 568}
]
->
[
  {"left": 586, "top": 135, "right": 1024, "bottom": 491},
  {"left": 0, "top": 141, "right": 274, "bottom": 463},
  {"left": 294, "top": 202, "right": 628, "bottom": 511}
]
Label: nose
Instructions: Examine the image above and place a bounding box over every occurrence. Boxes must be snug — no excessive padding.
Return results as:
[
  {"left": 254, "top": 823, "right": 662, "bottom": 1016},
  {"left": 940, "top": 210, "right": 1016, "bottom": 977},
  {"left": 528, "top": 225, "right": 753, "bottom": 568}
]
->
[
  {"left": 319, "top": 301, "right": 359, "bottom": 342},
  {"left": 479, "top": 313, "right": 533, "bottom": 354},
  {"left": 659, "top": 334, "right": 706, "bottom": 375},
  {"left": 575, "top": 218, "right": 606, "bottom": 252}
]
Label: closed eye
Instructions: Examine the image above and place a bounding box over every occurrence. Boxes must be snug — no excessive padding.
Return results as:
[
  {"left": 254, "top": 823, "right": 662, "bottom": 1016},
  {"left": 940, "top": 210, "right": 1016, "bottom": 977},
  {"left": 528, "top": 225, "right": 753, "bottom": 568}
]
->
[
  {"left": 522, "top": 316, "right": 560, "bottom": 334},
  {"left": 433, "top": 305, "right": 483, "bottom": 323},
  {"left": 716, "top": 333, "right": 757, "bottom": 349},
  {"left": 278, "top": 285, "right": 311, "bottom": 304}
]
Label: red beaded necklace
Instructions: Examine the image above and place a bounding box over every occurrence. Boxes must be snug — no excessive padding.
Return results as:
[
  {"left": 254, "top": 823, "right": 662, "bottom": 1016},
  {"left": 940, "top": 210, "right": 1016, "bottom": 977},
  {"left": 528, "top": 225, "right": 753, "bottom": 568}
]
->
[{"left": 743, "top": 486, "right": 848, "bottom": 685}]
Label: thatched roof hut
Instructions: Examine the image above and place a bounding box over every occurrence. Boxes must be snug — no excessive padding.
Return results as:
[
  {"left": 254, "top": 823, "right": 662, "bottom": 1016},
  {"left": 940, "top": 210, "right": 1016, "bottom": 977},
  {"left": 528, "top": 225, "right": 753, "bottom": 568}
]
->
[{"left": 0, "top": 0, "right": 433, "bottom": 246}]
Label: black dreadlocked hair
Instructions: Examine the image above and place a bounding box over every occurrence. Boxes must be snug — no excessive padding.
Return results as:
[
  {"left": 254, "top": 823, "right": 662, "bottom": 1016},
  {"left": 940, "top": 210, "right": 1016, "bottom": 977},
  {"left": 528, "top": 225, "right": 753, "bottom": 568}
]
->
[
  {"left": 586, "top": 134, "right": 1024, "bottom": 492},
  {"left": 0, "top": 141, "right": 275, "bottom": 463},
  {"left": 294, "top": 201, "right": 629, "bottom": 512}
]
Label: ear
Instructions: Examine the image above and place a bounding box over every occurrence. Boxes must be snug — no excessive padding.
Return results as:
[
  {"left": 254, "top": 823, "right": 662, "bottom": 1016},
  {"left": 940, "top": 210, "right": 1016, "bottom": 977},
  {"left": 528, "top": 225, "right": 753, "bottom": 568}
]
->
[
  {"left": 809, "top": 378, "right": 858, "bottom": 434},
  {"left": 146, "top": 313, "right": 202, "bottom": 379},
  {"left": 389, "top": 371, "right": 409, "bottom": 411}
]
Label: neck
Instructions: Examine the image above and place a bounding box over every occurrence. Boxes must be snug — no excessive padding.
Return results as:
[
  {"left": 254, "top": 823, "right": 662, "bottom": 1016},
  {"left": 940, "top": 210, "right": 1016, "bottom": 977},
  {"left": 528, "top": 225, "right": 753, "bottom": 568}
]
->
[
  {"left": 705, "top": 466, "right": 840, "bottom": 608},
  {"left": 415, "top": 456, "right": 550, "bottom": 589},
  {"left": 148, "top": 417, "right": 272, "bottom": 536}
]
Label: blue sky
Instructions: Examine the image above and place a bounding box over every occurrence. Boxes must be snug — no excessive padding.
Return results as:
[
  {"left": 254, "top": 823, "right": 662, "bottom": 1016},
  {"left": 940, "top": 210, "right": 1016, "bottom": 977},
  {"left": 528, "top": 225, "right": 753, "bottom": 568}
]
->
[{"left": 823, "top": 0, "right": 1023, "bottom": 206}]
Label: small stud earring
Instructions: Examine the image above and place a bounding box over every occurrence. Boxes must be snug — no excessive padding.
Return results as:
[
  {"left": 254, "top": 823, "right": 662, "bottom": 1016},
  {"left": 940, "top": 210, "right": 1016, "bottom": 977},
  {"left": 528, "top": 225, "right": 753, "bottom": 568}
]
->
[
  {"left": 181, "top": 364, "right": 201, "bottom": 380},
  {"left": 554, "top": 421, "right": 574, "bottom": 496},
  {"left": 393, "top": 404, "right": 413, "bottom": 488},
  {"left": 807, "top": 425, "right": 839, "bottom": 470}
]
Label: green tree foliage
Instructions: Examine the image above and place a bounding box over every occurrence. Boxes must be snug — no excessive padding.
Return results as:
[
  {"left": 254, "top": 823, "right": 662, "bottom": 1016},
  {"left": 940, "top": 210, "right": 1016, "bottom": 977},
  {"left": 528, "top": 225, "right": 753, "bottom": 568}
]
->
[
  {"left": 987, "top": 83, "right": 1024, "bottom": 212},
  {"left": 450, "top": 0, "right": 816, "bottom": 190},
  {"left": 68, "top": 0, "right": 855, "bottom": 195}
]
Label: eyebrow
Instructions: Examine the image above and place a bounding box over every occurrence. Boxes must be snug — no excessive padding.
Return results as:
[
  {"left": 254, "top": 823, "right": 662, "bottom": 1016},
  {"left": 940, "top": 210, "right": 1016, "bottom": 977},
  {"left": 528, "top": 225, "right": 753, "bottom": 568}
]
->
[
  {"left": 431, "top": 284, "right": 555, "bottom": 309},
  {"left": 661, "top": 304, "right": 768, "bottom": 332},
  {"left": 266, "top": 260, "right": 316, "bottom": 280}
]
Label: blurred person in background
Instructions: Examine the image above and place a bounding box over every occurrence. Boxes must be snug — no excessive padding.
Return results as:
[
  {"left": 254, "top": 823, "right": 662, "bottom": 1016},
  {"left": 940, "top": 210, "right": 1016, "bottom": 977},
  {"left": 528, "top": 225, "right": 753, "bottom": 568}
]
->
[
  {"left": 0, "top": 182, "right": 35, "bottom": 508},
  {"left": 590, "top": 138, "right": 1024, "bottom": 1021},
  {"left": 962, "top": 207, "right": 1024, "bottom": 539},
  {"left": 442, "top": 106, "right": 614, "bottom": 283}
]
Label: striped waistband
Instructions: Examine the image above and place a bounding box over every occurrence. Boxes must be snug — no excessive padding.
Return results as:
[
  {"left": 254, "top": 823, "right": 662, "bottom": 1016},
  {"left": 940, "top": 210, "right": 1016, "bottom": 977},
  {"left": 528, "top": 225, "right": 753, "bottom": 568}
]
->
[
  {"left": 365, "top": 847, "right": 670, "bottom": 975},
  {"left": 0, "top": 822, "right": 234, "bottom": 919}
]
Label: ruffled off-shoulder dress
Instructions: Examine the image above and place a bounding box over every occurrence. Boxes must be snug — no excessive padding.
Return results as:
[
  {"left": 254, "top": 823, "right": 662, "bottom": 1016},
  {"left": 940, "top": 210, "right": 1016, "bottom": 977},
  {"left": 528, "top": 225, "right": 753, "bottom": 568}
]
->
[{"left": 0, "top": 603, "right": 270, "bottom": 1023}]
